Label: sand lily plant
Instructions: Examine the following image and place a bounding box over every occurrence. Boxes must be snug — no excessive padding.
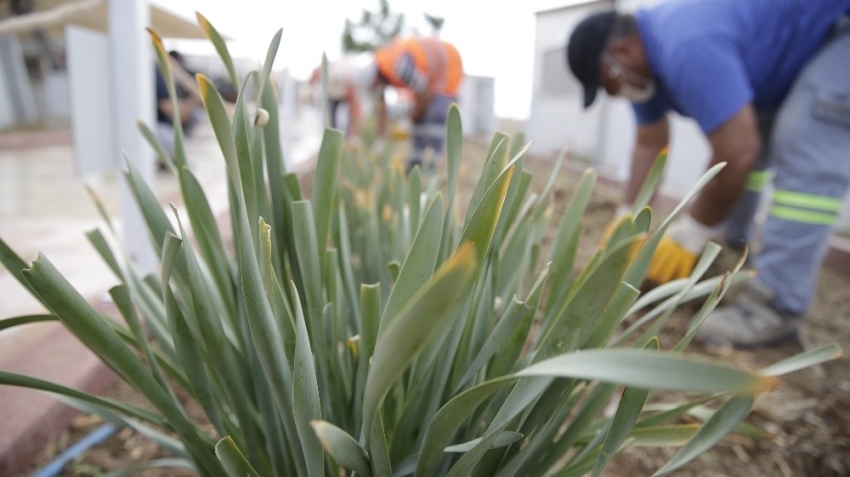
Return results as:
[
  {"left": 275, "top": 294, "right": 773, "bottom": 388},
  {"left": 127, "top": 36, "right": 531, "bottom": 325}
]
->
[{"left": 0, "top": 15, "right": 841, "bottom": 477}]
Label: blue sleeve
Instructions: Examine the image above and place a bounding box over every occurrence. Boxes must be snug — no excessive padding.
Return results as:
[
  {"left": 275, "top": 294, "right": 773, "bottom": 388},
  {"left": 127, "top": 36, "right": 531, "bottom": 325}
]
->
[
  {"left": 632, "top": 92, "right": 669, "bottom": 125},
  {"left": 155, "top": 69, "right": 169, "bottom": 101},
  {"left": 663, "top": 38, "right": 753, "bottom": 134}
]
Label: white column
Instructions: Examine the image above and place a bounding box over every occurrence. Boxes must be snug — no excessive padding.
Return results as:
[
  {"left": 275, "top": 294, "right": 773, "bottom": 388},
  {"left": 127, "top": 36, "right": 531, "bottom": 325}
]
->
[{"left": 109, "top": 0, "right": 157, "bottom": 274}]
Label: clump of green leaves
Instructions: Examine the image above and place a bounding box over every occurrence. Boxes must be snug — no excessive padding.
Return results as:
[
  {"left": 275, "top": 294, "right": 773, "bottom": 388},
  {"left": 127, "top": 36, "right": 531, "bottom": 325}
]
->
[
  {"left": 0, "top": 15, "right": 841, "bottom": 477},
  {"left": 342, "top": 0, "right": 404, "bottom": 53}
]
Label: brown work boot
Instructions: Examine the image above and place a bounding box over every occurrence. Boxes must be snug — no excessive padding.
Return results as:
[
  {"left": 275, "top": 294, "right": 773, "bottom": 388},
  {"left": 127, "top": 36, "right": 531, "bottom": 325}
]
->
[{"left": 696, "top": 281, "right": 802, "bottom": 349}]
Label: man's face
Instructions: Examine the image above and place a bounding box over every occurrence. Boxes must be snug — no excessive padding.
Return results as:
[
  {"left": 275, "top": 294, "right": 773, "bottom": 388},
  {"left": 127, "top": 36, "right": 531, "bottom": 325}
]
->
[
  {"left": 598, "top": 37, "right": 651, "bottom": 97},
  {"left": 599, "top": 60, "right": 621, "bottom": 96}
]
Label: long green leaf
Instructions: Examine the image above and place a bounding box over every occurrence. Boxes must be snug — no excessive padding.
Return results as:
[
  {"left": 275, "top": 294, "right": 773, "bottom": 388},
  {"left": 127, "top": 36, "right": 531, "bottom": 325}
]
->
[
  {"left": 625, "top": 162, "right": 726, "bottom": 287},
  {"left": 518, "top": 350, "right": 775, "bottom": 393},
  {"left": 311, "top": 420, "right": 373, "bottom": 477},
  {"left": 652, "top": 394, "right": 755, "bottom": 476},
  {"left": 23, "top": 254, "right": 221, "bottom": 474},
  {"left": 631, "top": 147, "right": 667, "bottom": 213},
  {"left": 363, "top": 243, "right": 478, "bottom": 447},
  {"left": 54, "top": 394, "right": 187, "bottom": 458},
  {"left": 178, "top": 167, "right": 235, "bottom": 317},
  {"left": 459, "top": 162, "right": 516, "bottom": 265},
  {"left": 630, "top": 424, "right": 700, "bottom": 447},
  {"left": 216, "top": 436, "right": 260, "bottom": 477},
  {"left": 0, "top": 314, "right": 57, "bottom": 331},
  {"left": 415, "top": 376, "right": 516, "bottom": 477},
  {"left": 0, "top": 370, "right": 163, "bottom": 426},
  {"left": 761, "top": 343, "right": 842, "bottom": 377},
  {"left": 538, "top": 234, "right": 638, "bottom": 357},
  {"left": 590, "top": 340, "right": 657, "bottom": 476},
  {"left": 456, "top": 265, "right": 549, "bottom": 391},
  {"left": 85, "top": 228, "right": 122, "bottom": 280},
  {"left": 0, "top": 238, "right": 47, "bottom": 307},
  {"left": 445, "top": 104, "right": 462, "bottom": 209},
  {"left": 465, "top": 133, "right": 508, "bottom": 225},
  {"left": 544, "top": 169, "right": 595, "bottom": 319},
  {"left": 147, "top": 29, "right": 187, "bottom": 169},
  {"left": 444, "top": 431, "right": 523, "bottom": 453},
  {"left": 445, "top": 423, "right": 513, "bottom": 477},
  {"left": 196, "top": 13, "right": 238, "bottom": 87},
  {"left": 253, "top": 28, "right": 282, "bottom": 114},
  {"left": 197, "top": 73, "right": 241, "bottom": 196},
  {"left": 381, "top": 193, "right": 444, "bottom": 331},
  {"left": 312, "top": 128, "right": 345, "bottom": 267},
  {"left": 123, "top": 154, "right": 175, "bottom": 259},
  {"left": 291, "top": 282, "right": 324, "bottom": 477},
  {"left": 234, "top": 199, "right": 304, "bottom": 472}
]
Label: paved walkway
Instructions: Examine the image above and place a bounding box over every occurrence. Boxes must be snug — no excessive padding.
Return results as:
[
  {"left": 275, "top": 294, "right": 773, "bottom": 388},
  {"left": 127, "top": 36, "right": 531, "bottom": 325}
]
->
[{"left": 0, "top": 106, "right": 322, "bottom": 475}]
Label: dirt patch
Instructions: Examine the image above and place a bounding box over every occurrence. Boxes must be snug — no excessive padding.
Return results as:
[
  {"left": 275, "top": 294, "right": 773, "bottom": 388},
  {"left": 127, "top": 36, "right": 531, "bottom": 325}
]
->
[{"left": 19, "top": 138, "right": 850, "bottom": 476}]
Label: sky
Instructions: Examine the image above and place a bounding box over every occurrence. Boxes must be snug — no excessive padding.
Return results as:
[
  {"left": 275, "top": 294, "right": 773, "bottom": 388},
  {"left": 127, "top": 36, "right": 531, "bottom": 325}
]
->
[{"left": 152, "top": 0, "right": 580, "bottom": 120}]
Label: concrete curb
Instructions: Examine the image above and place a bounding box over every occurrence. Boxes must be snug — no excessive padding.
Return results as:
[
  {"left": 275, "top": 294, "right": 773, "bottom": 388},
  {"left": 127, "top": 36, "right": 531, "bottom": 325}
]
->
[
  {"left": 0, "top": 318, "right": 117, "bottom": 476},
  {"left": 0, "top": 130, "right": 72, "bottom": 151}
]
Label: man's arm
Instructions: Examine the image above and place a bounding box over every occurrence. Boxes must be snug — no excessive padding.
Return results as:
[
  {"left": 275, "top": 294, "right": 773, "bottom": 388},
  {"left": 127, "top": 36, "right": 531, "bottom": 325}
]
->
[
  {"left": 624, "top": 116, "right": 670, "bottom": 206},
  {"left": 410, "top": 89, "right": 434, "bottom": 122},
  {"left": 690, "top": 103, "right": 761, "bottom": 226},
  {"left": 375, "top": 87, "right": 388, "bottom": 136},
  {"left": 345, "top": 84, "right": 362, "bottom": 135},
  {"left": 158, "top": 97, "right": 200, "bottom": 124}
]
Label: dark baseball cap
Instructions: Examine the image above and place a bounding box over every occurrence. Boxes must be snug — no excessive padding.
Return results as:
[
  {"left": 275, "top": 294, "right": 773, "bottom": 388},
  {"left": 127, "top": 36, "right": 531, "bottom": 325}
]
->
[{"left": 567, "top": 11, "right": 616, "bottom": 108}]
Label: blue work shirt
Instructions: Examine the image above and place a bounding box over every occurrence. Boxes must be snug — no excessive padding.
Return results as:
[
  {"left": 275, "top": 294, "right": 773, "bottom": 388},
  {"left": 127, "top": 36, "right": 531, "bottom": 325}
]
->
[{"left": 633, "top": 0, "right": 850, "bottom": 134}]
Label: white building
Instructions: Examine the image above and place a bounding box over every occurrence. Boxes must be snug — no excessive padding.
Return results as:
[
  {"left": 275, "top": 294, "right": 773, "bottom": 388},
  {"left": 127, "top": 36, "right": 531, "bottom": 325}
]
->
[{"left": 527, "top": 0, "right": 850, "bottom": 231}]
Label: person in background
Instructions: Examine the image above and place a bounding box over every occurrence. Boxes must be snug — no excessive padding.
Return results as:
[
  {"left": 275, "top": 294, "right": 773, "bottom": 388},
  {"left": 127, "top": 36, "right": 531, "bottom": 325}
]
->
[
  {"left": 566, "top": 0, "right": 850, "bottom": 348},
  {"left": 155, "top": 50, "right": 202, "bottom": 164},
  {"left": 310, "top": 56, "right": 375, "bottom": 138},
  {"left": 335, "top": 37, "right": 462, "bottom": 171},
  {"left": 373, "top": 36, "right": 462, "bottom": 171}
]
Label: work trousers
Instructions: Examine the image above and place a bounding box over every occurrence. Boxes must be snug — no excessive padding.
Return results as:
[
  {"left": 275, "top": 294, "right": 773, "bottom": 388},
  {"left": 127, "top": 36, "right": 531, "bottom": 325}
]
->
[
  {"left": 723, "top": 32, "right": 850, "bottom": 315},
  {"left": 409, "top": 95, "right": 455, "bottom": 171}
]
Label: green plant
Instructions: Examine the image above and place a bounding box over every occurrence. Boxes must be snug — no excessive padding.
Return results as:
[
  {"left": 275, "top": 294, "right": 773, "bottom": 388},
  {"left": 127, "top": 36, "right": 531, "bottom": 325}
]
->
[
  {"left": 0, "top": 15, "right": 841, "bottom": 477},
  {"left": 342, "top": 0, "right": 405, "bottom": 53}
]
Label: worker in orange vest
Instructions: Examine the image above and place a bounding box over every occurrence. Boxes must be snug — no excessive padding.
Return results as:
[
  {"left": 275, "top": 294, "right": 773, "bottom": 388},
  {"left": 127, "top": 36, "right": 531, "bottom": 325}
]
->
[{"left": 370, "top": 37, "right": 463, "bottom": 171}]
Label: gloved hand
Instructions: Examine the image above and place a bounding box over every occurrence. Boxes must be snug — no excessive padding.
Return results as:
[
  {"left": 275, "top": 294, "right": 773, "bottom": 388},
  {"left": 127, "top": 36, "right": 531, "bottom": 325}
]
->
[{"left": 646, "top": 214, "right": 717, "bottom": 284}]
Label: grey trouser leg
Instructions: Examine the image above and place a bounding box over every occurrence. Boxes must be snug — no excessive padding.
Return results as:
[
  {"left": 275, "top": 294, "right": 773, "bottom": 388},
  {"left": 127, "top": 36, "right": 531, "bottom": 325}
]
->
[
  {"left": 409, "top": 95, "right": 454, "bottom": 171},
  {"left": 755, "top": 32, "right": 850, "bottom": 315},
  {"left": 723, "top": 113, "right": 775, "bottom": 248}
]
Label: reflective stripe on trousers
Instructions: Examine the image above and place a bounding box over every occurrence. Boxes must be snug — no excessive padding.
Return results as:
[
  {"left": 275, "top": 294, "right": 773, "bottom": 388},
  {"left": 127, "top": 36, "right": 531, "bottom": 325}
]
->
[{"left": 753, "top": 32, "right": 850, "bottom": 315}]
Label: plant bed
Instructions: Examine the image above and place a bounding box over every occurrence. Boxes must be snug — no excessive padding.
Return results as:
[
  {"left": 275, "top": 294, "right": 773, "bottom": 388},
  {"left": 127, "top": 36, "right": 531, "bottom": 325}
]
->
[
  {"left": 15, "top": 138, "right": 849, "bottom": 477},
  {"left": 1, "top": 14, "right": 843, "bottom": 477}
]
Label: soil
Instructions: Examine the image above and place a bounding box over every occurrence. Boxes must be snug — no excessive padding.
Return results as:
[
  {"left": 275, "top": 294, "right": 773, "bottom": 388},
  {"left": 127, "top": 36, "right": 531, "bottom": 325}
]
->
[{"left": 18, "top": 139, "right": 850, "bottom": 476}]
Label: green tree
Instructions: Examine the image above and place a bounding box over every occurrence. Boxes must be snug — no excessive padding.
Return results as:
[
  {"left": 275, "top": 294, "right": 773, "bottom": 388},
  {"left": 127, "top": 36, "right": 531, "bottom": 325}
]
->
[
  {"left": 424, "top": 13, "right": 444, "bottom": 35},
  {"left": 341, "top": 0, "right": 405, "bottom": 53}
]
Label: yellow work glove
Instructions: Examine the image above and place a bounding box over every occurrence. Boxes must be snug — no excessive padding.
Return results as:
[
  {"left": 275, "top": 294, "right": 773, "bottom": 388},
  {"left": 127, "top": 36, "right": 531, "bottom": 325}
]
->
[{"left": 646, "top": 214, "right": 718, "bottom": 284}]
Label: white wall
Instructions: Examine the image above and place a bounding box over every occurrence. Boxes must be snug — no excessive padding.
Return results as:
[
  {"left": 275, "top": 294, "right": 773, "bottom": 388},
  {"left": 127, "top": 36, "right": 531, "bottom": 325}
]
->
[
  {"left": 0, "top": 55, "right": 16, "bottom": 130},
  {"left": 458, "top": 75, "right": 496, "bottom": 137},
  {"left": 527, "top": 1, "right": 613, "bottom": 160}
]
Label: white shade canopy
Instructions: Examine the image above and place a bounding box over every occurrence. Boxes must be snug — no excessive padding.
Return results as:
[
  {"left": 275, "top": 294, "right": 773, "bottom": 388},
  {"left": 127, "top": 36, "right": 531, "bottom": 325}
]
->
[{"left": 0, "top": 0, "right": 210, "bottom": 39}]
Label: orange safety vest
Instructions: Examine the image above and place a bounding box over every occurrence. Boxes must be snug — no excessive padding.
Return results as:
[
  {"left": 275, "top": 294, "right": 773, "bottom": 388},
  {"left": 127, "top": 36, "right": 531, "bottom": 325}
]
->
[{"left": 374, "top": 37, "right": 463, "bottom": 97}]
